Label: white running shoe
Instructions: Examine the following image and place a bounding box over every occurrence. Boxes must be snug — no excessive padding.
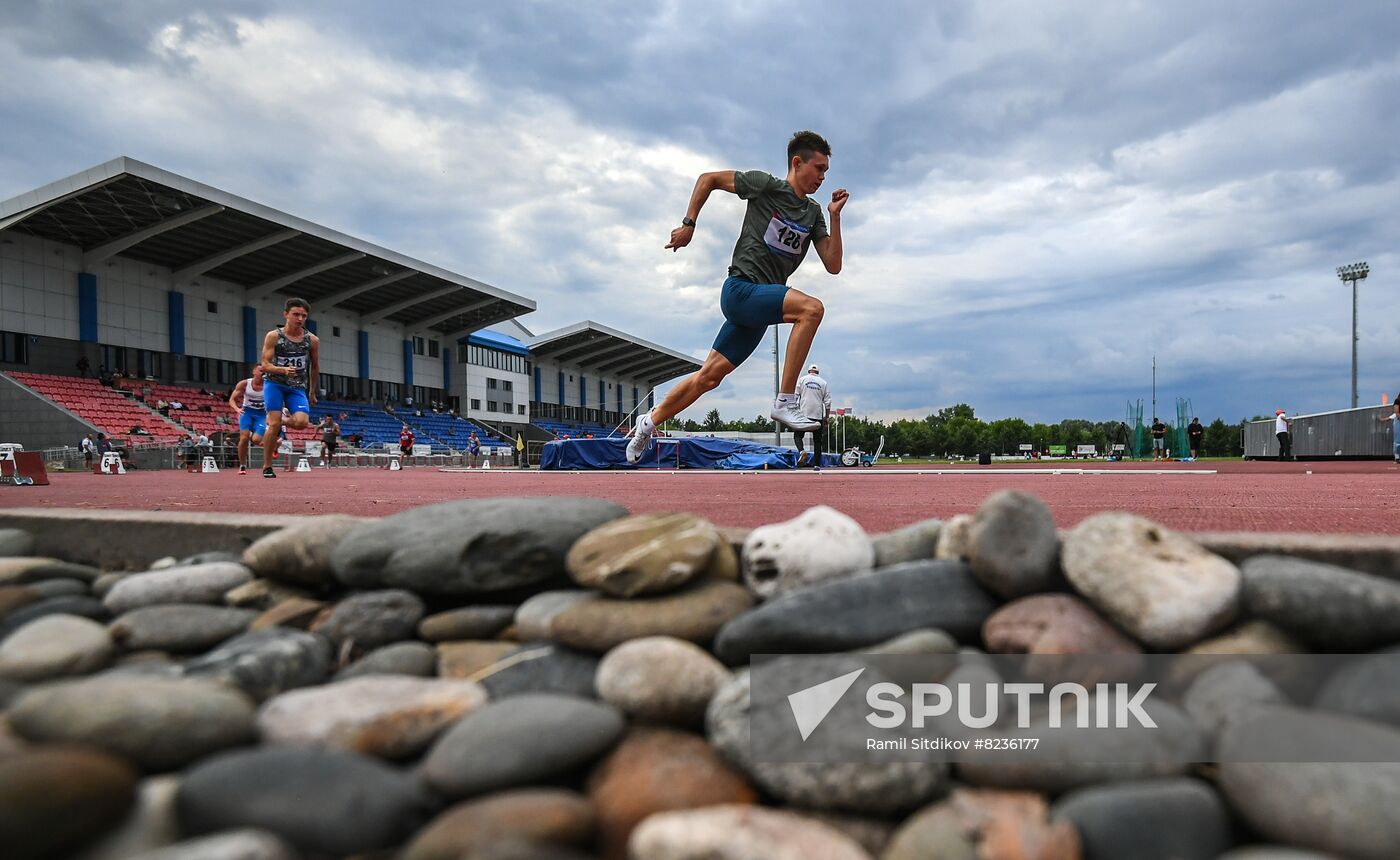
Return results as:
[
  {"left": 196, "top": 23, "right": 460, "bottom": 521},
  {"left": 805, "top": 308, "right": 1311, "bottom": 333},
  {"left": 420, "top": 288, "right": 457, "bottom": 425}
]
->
[
  {"left": 770, "top": 397, "right": 820, "bottom": 432},
  {"left": 626, "top": 413, "right": 656, "bottom": 464}
]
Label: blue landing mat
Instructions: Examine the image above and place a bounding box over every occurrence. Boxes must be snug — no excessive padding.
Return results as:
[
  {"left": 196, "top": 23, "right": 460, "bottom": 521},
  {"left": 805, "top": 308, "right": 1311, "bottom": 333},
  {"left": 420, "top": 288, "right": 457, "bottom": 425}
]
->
[{"left": 540, "top": 436, "right": 840, "bottom": 470}]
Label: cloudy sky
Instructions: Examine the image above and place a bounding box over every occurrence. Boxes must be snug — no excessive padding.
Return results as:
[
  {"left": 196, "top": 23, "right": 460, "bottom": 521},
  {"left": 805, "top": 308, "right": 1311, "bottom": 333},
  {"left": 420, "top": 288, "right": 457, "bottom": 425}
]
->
[{"left": 2, "top": 1, "right": 1396, "bottom": 425}]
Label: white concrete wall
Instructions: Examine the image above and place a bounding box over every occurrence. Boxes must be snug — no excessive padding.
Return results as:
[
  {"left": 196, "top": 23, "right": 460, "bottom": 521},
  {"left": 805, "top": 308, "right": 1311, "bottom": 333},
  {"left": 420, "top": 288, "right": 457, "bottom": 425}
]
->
[
  {"left": 0, "top": 230, "right": 453, "bottom": 390},
  {"left": 464, "top": 363, "right": 529, "bottom": 421},
  {"left": 521, "top": 355, "right": 650, "bottom": 412},
  {"left": 1, "top": 232, "right": 80, "bottom": 341}
]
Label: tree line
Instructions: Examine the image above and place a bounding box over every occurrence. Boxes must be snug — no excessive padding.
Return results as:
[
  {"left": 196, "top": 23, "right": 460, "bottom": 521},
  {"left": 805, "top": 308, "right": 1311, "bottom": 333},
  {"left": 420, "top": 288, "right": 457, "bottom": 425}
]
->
[{"left": 672, "top": 404, "right": 1246, "bottom": 458}]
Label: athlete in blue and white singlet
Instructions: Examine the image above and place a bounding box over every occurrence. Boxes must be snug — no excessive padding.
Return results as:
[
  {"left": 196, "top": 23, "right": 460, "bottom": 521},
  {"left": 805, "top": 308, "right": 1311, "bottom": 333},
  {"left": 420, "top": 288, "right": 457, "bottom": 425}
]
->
[{"left": 229, "top": 366, "right": 269, "bottom": 475}]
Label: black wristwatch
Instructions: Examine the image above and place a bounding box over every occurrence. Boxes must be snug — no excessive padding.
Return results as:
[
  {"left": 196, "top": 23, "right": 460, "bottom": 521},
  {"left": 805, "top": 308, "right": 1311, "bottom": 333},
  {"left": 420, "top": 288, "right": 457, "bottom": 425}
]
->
[{"left": 681, "top": 217, "right": 696, "bottom": 228}]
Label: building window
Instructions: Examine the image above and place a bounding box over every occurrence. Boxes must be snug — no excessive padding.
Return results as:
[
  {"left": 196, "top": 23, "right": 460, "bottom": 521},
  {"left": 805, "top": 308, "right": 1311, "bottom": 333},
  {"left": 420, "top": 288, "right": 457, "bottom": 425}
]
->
[
  {"left": 487, "top": 401, "right": 498, "bottom": 412},
  {"left": 216, "top": 359, "right": 239, "bottom": 386},
  {"left": 428, "top": 339, "right": 439, "bottom": 358},
  {"left": 333, "top": 326, "right": 341, "bottom": 337},
  {"left": 502, "top": 380, "right": 513, "bottom": 392},
  {"left": 470, "top": 398, "right": 480, "bottom": 410},
  {"left": 518, "top": 405, "right": 526, "bottom": 415},
  {"left": 413, "top": 336, "right": 425, "bottom": 356},
  {"left": 0, "top": 331, "right": 28, "bottom": 365},
  {"left": 207, "top": 300, "right": 218, "bottom": 314},
  {"left": 130, "top": 350, "right": 160, "bottom": 379},
  {"left": 187, "top": 356, "right": 209, "bottom": 383},
  {"left": 487, "top": 378, "right": 497, "bottom": 390}
]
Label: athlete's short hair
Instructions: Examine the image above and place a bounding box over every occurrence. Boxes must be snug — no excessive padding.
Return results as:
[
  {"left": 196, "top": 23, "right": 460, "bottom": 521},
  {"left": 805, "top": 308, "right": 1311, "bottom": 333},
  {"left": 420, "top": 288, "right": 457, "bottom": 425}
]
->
[
  {"left": 284, "top": 297, "right": 310, "bottom": 313},
  {"left": 788, "top": 130, "right": 831, "bottom": 163}
]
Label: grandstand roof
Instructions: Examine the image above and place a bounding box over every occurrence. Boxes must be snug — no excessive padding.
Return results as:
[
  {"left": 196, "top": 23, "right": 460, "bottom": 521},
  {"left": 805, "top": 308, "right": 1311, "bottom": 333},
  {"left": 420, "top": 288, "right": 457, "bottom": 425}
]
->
[
  {"left": 527, "top": 320, "right": 701, "bottom": 386},
  {"left": 0, "top": 157, "right": 535, "bottom": 336},
  {"left": 464, "top": 328, "right": 532, "bottom": 357}
]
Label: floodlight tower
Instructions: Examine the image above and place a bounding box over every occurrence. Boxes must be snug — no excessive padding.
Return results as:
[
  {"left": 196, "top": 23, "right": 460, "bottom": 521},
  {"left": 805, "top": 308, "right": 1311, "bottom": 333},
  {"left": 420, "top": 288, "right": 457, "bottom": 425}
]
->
[{"left": 1337, "top": 262, "right": 1370, "bottom": 408}]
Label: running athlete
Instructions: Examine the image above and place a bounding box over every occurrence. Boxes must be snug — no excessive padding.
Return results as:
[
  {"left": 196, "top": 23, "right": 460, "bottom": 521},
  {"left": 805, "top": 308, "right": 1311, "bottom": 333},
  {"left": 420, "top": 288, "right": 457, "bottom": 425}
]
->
[
  {"left": 259, "top": 298, "right": 319, "bottom": 478},
  {"left": 228, "top": 366, "right": 268, "bottom": 475},
  {"left": 627, "top": 130, "right": 847, "bottom": 463},
  {"left": 318, "top": 415, "right": 339, "bottom": 468}
]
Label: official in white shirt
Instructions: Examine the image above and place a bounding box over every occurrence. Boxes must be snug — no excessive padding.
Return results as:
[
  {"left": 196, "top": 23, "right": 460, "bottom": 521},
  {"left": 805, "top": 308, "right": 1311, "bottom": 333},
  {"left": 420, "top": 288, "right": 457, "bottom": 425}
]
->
[
  {"left": 1274, "top": 410, "right": 1292, "bottom": 460},
  {"left": 794, "top": 364, "right": 832, "bottom": 468}
]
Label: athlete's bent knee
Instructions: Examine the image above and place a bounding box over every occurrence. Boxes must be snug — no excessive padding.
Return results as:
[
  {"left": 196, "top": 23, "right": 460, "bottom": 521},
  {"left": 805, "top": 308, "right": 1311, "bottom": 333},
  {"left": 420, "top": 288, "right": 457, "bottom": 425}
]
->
[
  {"left": 803, "top": 296, "right": 825, "bottom": 323},
  {"left": 696, "top": 366, "right": 728, "bottom": 393}
]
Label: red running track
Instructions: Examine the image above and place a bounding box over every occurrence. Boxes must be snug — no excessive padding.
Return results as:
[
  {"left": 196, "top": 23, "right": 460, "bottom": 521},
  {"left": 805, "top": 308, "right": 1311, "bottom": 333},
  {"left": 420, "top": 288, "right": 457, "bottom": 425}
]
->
[{"left": 4, "top": 460, "right": 1400, "bottom": 534}]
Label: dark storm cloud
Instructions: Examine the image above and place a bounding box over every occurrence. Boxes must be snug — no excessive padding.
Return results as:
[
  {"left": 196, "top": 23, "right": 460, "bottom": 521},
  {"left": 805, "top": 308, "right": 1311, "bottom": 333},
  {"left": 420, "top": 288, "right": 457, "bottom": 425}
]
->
[{"left": 4, "top": 0, "right": 266, "bottom": 65}]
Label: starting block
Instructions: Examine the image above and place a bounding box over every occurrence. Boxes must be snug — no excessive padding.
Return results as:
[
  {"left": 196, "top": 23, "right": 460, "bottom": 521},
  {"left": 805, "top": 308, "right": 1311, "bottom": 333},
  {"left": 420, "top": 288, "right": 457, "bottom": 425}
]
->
[
  {"left": 295, "top": 458, "right": 312, "bottom": 472},
  {"left": 99, "top": 451, "right": 126, "bottom": 475},
  {"left": 201, "top": 456, "right": 219, "bottom": 473},
  {"left": 388, "top": 458, "right": 402, "bottom": 471},
  {"left": 1, "top": 447, "right": 49, "bottom": 485}
]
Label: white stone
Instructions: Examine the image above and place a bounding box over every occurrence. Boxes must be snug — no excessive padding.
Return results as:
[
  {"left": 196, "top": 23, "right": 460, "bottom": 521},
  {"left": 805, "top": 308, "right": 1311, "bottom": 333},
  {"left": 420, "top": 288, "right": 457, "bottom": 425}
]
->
[
  {"left": 630, "top": 805, "right": 873, "bottom": 860},
  {"left": 1062, "top": 513, "right": 1240, "bottom": 649},
  {"left": 741, "top": 506, "right": 874, "bottom": 598},
  {"left": 933, "top": 514, "right": 974, "bottom": 561}
]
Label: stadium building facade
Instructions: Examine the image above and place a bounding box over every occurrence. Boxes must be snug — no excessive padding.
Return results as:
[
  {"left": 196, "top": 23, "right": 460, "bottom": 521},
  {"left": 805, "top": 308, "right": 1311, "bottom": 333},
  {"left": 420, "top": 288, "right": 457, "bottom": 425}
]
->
[{"left": 0, "top": 158, "right": 698, "bottom": 451}]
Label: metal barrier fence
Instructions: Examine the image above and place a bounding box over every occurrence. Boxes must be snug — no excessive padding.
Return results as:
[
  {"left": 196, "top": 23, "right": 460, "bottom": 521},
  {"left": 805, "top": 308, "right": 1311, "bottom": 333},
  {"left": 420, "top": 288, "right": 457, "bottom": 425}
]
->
[{"left": 1245, "top": 403, "right": 1394, "bottom": 459}]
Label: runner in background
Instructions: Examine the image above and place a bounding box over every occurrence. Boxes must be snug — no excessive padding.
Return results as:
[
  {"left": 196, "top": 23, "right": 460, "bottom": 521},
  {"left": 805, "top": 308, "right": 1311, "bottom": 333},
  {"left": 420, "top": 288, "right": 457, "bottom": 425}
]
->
[{"left": 228, "top": 366, "right": 267, "bottom": 475}]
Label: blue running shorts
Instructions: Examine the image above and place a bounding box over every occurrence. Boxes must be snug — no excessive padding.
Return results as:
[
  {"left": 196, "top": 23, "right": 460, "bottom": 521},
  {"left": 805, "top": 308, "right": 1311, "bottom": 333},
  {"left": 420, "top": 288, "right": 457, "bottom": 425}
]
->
[
  {"left": 711, "top": 276, "right": 790, "bottom": 366},
  {"left": 263, "top": 381, "right": 310, "bottom": 417},
  {"left": 238, "top": 410, "right": 267, "bottom": 437}
]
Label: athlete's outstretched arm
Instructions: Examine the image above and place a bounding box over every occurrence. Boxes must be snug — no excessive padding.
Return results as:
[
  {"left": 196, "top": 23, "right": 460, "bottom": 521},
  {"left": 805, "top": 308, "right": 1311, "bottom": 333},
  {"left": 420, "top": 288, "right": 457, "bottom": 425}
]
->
[
  {"left": 228, "top": 380, "right": 246, "bottom": 414},
  {"left": 814, "top": 188, "right": 848, "bottom": 275},
  {"left": 666, "top": 170, "right": 738, "bottom": 251}
]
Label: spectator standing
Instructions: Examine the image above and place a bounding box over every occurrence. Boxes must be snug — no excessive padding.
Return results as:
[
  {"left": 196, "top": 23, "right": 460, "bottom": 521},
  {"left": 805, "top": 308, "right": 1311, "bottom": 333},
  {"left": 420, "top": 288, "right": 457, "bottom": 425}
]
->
[
  {"left": 1150, "top": 417, "right": 1168, "bottom": 461},
  {"left": 1275, "top": 410, "right": 1293, "bottom": 460},
  {"left": 80, "top": 433, "right": 96, "bottom": 468},
  {"left": 399, "top": 423, "right": 415, "bottom": 461},
  {"left": 179, "top": 434, "right": 198, "bottom": 469},
  {"left": 1378, "top": 403, "right": 1400, "bottom": 463},
  {"left": 76, "top": 355, "right": 90, "bottom": 378},
  {"left": 792, "top": 364, "right": 831, "bottom": 469},
  {"left": 1187, "top": 417, "right": 1205, "bottom": 459},
  {"left": 467, "top": 431, "right": 481, "bottom": 468}
]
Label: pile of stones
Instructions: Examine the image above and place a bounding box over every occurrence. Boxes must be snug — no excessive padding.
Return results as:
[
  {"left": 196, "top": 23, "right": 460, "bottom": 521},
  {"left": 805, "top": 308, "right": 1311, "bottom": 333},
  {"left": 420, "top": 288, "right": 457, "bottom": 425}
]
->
[{"left": 0, "top": 491, "right": 1398, "bottom": 859}]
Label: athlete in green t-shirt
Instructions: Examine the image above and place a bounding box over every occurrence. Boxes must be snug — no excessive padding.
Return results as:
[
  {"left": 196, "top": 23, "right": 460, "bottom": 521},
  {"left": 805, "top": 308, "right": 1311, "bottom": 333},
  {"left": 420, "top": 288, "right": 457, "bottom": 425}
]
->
[{"left": 627, "top": 130, "right": 848, "bottom": 463}]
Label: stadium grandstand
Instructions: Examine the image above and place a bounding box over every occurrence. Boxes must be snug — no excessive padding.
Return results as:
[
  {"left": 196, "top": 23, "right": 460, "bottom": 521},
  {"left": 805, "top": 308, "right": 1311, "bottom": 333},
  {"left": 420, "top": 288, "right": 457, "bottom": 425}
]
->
[{"left": 0, "top": 157, "right": 700, "bottom": 463}]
